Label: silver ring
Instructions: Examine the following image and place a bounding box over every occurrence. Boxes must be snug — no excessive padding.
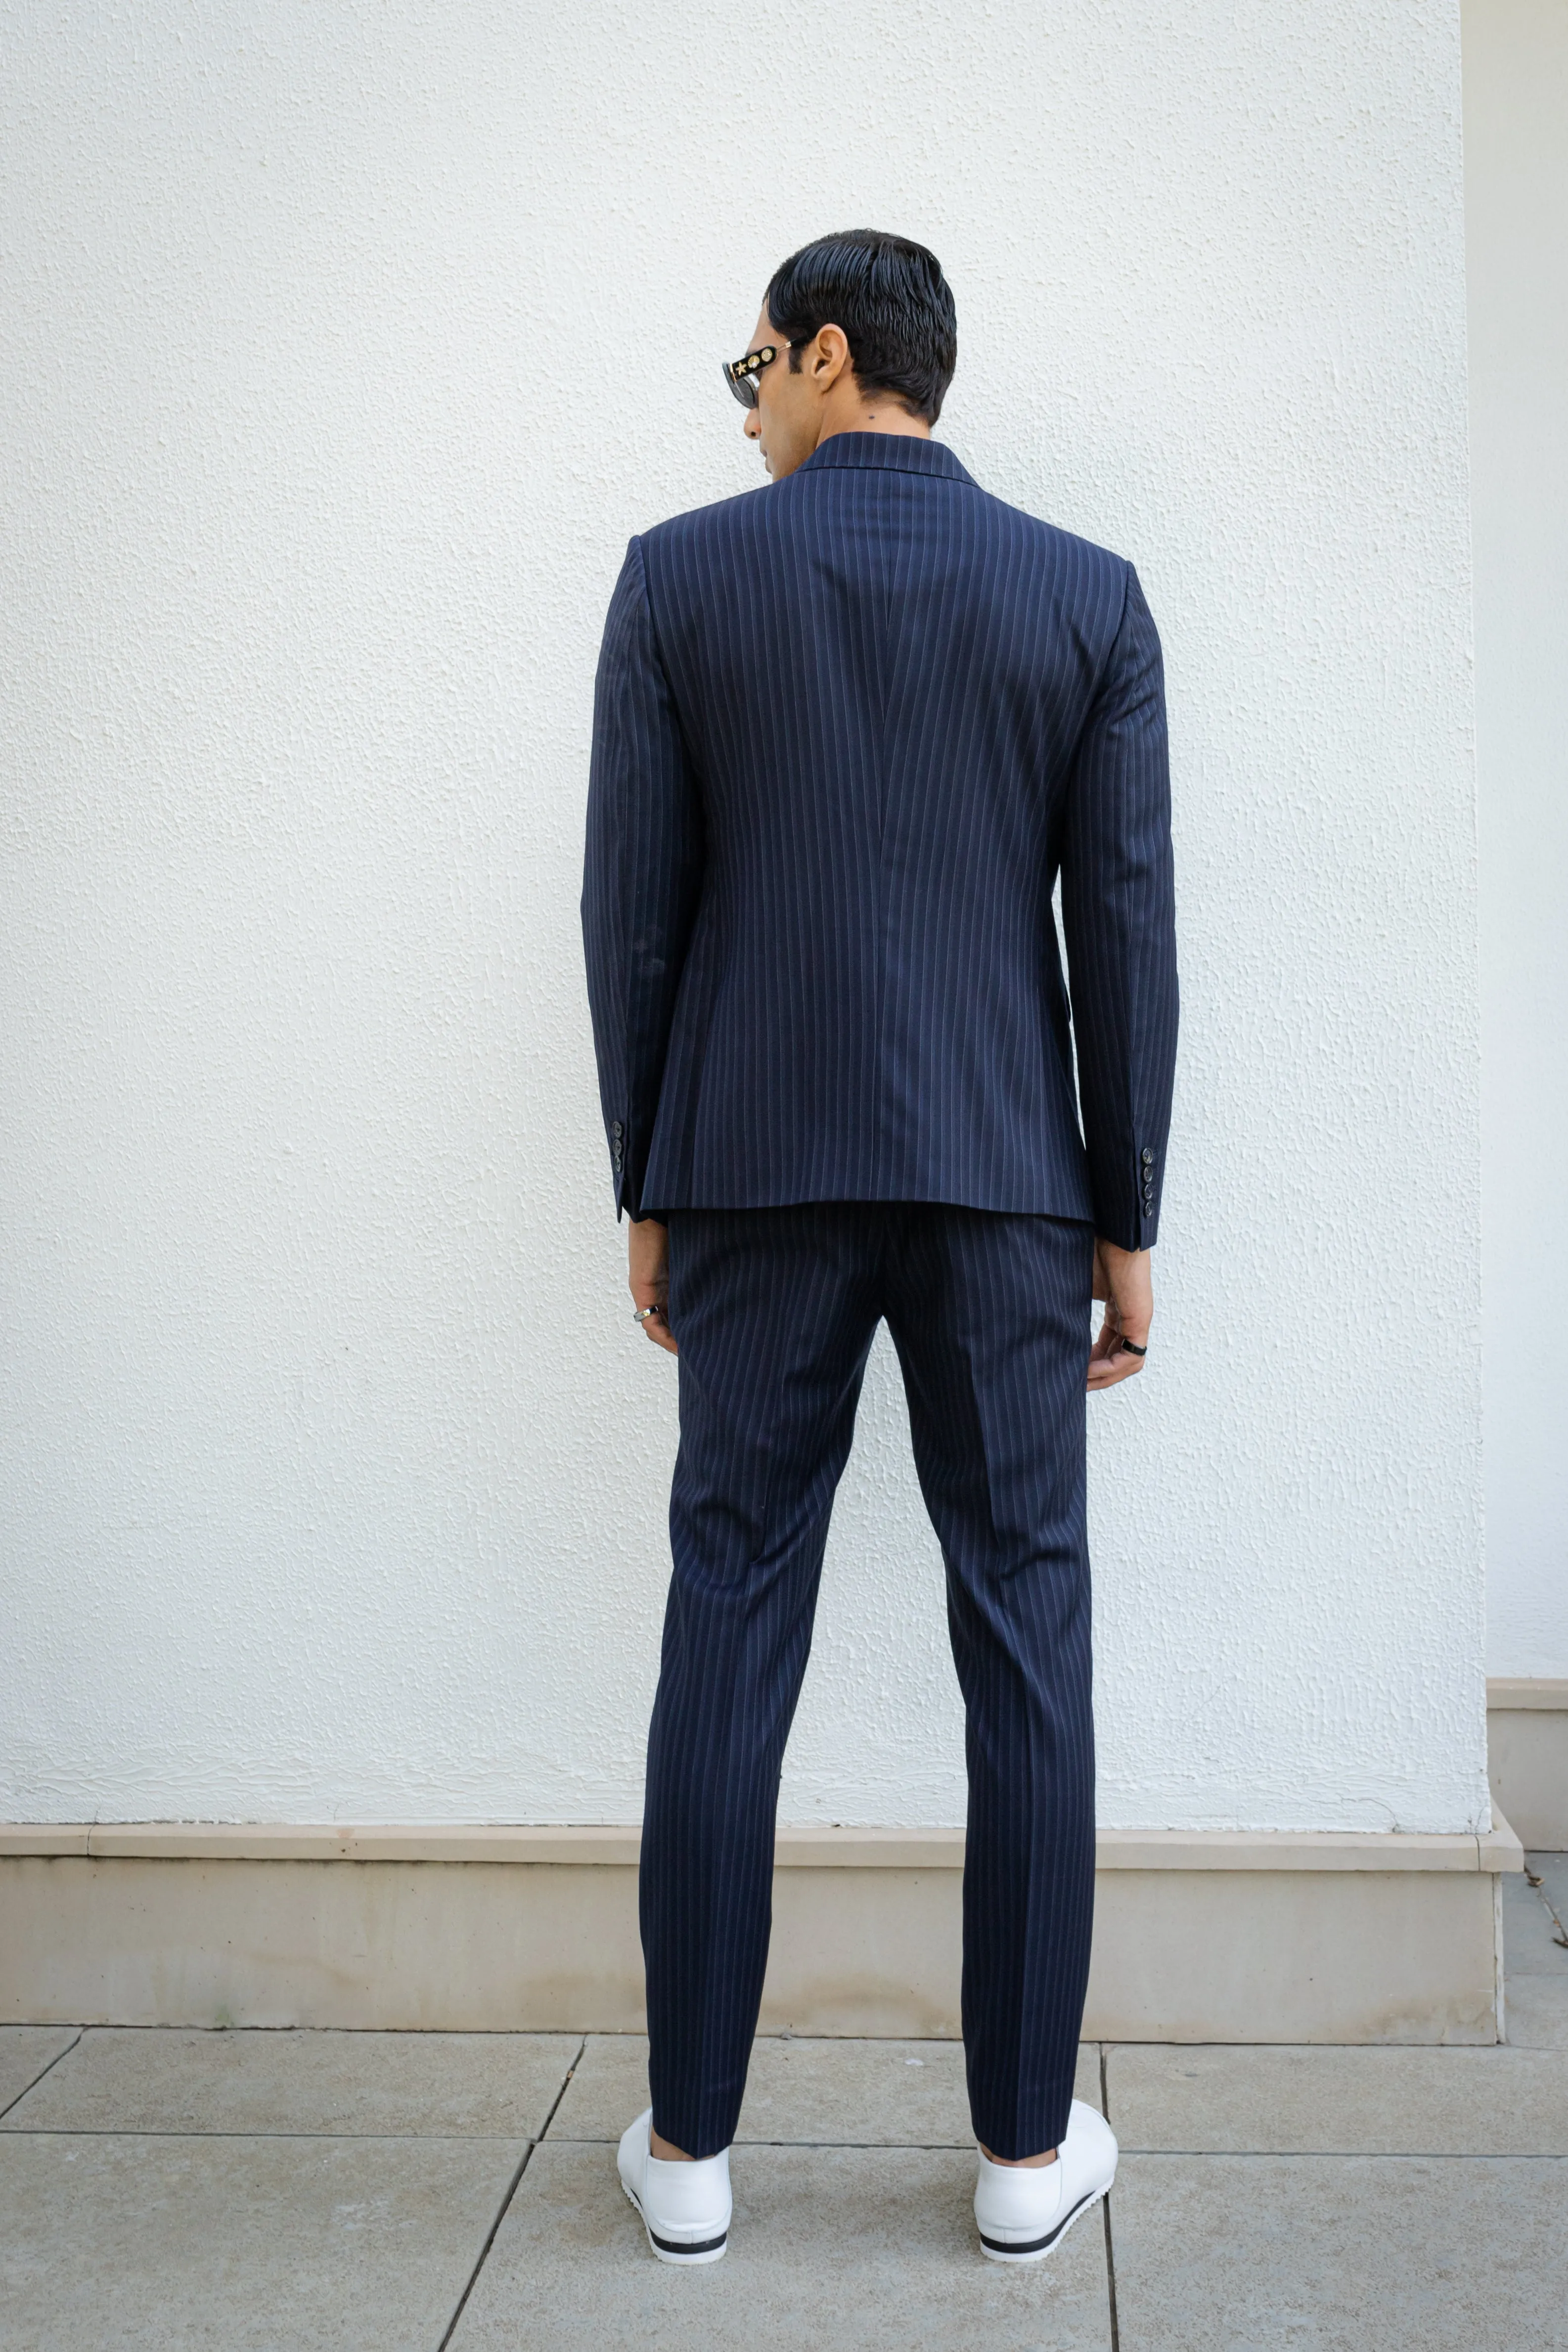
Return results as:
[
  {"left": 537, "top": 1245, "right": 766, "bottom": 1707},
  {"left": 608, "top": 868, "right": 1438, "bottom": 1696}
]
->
[{"left": 633, "top": 1306, "right": 661, "bottom": 1323}]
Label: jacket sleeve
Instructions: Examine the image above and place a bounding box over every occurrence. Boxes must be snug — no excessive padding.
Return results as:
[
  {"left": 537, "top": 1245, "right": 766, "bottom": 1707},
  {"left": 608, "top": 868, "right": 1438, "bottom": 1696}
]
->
[
  {"left": 1059, "top": 563, "right": 1179, "bottom": 1251},
  {"left": 580, "top": 535, "right": 706, "bottom": 1220}
]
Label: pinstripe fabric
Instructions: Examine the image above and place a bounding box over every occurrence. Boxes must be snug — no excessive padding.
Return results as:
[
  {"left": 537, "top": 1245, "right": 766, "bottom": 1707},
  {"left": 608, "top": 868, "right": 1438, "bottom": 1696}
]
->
[
  {"left": 581, "top": 432, "right": 1178, "bottom": 1252},
  {"left": 643, "top": 1201, "right": 1096, "bottom": 2163}
]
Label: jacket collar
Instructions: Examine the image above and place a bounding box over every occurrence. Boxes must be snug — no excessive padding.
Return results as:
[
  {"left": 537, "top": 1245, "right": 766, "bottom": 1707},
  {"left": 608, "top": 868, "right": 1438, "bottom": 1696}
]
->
[{"left": 798, "top": 432, "right": 976, "bottom": 486}]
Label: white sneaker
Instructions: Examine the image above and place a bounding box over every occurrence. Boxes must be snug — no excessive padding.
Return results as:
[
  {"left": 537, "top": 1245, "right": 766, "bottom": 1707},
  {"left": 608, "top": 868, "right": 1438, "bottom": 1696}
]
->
[
  {"left": 974, "top": 2098, "right": 1118, "bottom": 2262},
  {"left": 617, "top": 2107, "right": 732, "bottom": 2264}
]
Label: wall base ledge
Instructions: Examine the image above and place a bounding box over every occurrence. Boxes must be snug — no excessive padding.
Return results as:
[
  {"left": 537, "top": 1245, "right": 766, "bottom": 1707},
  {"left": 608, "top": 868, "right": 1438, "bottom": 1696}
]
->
[
  {"left": 1487, "top": 1680, "right": 1568, "bottom": 1847},
  {"left": 0, "top": 1818, "right": 1522, "bottom": 1869},
  {"left": 0, "top": 1813, "right": 1517, "bottom": 2045}
]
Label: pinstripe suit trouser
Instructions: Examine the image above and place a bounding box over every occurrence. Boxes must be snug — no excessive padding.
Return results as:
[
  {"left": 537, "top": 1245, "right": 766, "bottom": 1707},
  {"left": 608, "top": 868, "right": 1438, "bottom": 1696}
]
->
[{"left": 641, "top": 1200, "right": 1097, "bottom": 2163}]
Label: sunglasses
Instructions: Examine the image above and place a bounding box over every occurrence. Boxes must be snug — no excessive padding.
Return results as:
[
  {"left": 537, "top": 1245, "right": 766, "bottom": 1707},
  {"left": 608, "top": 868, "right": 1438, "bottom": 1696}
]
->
[{"left": 722, "top": 340, "right": 793, "bottom": 409}]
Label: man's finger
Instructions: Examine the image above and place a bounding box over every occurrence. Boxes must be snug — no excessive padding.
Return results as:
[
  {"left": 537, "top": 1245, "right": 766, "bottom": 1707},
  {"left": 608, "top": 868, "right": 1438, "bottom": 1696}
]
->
[
  {"left": 629, "top": 1290, "right": 678, "bottom": 1355},
  {"left": 637, "top": 1309, "right": 678, "bottom": 1356},
  {"left": 1086, "top": 1311, "right": 1147, "bottom": 1387}
]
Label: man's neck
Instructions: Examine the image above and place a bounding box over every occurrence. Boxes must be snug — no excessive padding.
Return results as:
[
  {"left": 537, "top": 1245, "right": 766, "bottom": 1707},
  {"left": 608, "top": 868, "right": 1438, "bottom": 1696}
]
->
[{"left": 814, "top": 390, "right": 931, "bottom": 449}]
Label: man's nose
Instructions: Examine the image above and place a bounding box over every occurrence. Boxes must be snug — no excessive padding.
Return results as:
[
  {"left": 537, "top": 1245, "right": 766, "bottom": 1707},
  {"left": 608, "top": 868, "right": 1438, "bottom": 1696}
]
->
[{"left": 744, "top": 410, "right": 761, "bottom": 441}]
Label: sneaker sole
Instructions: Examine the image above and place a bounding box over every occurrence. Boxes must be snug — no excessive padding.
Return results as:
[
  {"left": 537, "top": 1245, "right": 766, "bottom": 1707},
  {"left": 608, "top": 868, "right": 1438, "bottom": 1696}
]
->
[
  {"left": 622, "top": 2178, "right": 728, "bottom": 2265},
  {"left": 978, "top": 2175, "right": 1113, "bottom": 2264}
]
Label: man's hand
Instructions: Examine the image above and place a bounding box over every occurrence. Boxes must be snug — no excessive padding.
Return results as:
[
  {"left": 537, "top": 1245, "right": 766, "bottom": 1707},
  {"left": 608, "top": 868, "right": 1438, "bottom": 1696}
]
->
[
  {"left": 1087, "top": 1237, "right": 1152, "bottom": 1391},
  {"left": 628, "top": 1217, "right": 678, "bottom": 1356}
]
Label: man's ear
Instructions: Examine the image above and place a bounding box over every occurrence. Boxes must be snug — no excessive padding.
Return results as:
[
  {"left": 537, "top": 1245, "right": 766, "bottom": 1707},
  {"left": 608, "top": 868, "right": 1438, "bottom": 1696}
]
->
[{"left": 808, "top": 323, "right": 852, "bottom": 391}]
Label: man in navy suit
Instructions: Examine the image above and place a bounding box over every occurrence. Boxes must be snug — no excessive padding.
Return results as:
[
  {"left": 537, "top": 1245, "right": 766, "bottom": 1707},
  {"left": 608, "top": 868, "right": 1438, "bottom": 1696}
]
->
[{"left": 582, "top": 230, "right": 1177, "bottom": 2268}]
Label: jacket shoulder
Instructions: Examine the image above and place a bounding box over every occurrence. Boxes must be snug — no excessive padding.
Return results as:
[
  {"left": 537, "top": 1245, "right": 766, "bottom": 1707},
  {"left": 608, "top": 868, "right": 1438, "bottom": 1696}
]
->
[
  {"left": 965, "top": 483, "right": 1133, "bottom": 583},
  {"left": 634, "top": 483, "right": 779, "bottom": 563}
]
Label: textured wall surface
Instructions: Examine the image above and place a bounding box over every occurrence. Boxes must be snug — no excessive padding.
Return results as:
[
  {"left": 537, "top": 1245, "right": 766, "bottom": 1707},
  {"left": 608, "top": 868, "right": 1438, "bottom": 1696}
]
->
[
  {"left": 1464, "top": 0, "right": 1568, "bottom": 1677},
  {"left": 0, "top": 0, "right": 1486, "bottom": 1829}
]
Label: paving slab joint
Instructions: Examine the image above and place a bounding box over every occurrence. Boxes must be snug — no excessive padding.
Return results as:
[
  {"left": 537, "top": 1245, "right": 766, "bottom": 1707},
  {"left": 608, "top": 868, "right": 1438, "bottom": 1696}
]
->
[
  {"left": 0, "top": 2029, "right": 83, "bottom": 2124},
  {"left": 1099, "top": 2043, "right": 1122, "bottom": 2350},
  {"left": 436, "top": 2036, "right": 583, "bottom": 2351}
]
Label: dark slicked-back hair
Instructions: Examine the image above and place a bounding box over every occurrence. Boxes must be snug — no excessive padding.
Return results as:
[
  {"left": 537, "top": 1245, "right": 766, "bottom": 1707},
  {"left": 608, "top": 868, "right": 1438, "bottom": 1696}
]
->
[{"left": 763, "top": 229, "right": 957, "bottom": 425}]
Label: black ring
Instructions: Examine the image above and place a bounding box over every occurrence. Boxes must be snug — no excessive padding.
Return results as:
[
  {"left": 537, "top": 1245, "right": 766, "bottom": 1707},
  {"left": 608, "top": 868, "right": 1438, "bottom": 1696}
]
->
[{"left": 1116, "top": 1338, "right": 1147, "bottom": 1356}]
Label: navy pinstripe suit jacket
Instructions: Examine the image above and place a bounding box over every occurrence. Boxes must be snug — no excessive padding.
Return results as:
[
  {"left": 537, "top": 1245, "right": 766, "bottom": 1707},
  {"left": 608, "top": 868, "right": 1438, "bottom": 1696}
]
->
[{"left": 581, "top": 433, "right": 1177, "bottom": 1252}]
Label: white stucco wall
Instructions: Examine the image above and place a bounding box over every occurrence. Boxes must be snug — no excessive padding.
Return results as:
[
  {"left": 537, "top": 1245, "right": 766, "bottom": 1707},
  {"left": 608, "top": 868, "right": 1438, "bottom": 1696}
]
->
[
  {"left": 1463, "top": 0, "right": 1568, "bottom": 1678},
  {"left": 1, "top": 0, "right": 1486, "bottom": 1831}
]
